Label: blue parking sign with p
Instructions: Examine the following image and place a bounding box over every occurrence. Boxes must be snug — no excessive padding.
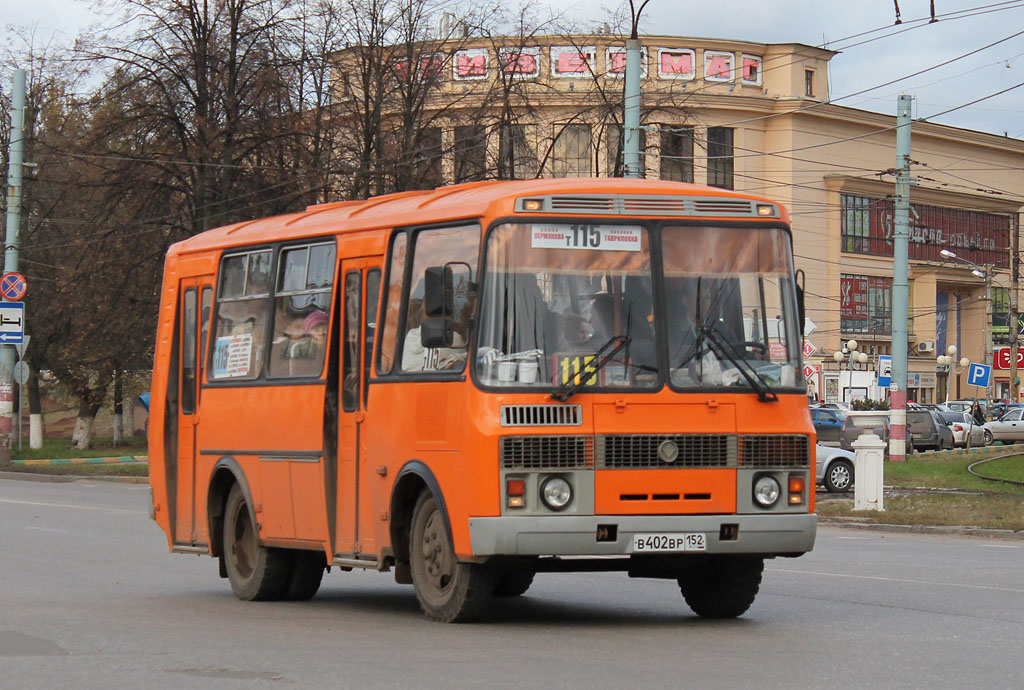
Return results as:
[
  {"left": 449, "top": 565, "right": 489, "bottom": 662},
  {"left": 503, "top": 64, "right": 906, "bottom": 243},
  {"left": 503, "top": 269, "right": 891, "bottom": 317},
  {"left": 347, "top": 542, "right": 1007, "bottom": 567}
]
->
[{"left": 967, "top": 363, "right": 991, "bottom": 388}]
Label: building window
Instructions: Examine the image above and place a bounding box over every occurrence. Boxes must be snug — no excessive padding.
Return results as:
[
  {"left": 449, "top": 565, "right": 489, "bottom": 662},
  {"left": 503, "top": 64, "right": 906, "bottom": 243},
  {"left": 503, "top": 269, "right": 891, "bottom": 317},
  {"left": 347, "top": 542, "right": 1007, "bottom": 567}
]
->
[
  {"left": 840, "top": 274, "right": 892, "bottom": 334},
  {"left": 606, "top": 125, "right": 647, "bottom": 177},
  {"left": 805, "top": 70, "right": 815, "bottom": 97},
  {"left": 993, "top": 286, "right": 1011, "bottom": 344},
  {"left": 552, "top": 123, "right": 592, "bottom": 177},
  {"left": 841, "top": 194, "right": 873, "bottom": 254},
  {"left": 497, "top": 124, "right": 538, "bottom": 179},
  {"left": 660, "top": 125, "right": 694, "bottom": 182},
  {"left": 454, "top": 125, "right": 487, "bottom": 183},
  {"left": 706, "top": 127, "right": 733, "bottom": 190},
  {"left": 413, "top": 127, "right": 443, "bottom": 189}
]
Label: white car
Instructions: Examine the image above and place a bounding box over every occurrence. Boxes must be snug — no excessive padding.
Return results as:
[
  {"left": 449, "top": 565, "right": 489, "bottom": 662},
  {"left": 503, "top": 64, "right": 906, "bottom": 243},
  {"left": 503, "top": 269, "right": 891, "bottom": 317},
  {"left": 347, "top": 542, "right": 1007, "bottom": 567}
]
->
[
  {"left": 816, "top": 443, "right": 855, "bottom": 493},
  {"left": 940, "top": 410, "right": 990, "bottom": 448}
]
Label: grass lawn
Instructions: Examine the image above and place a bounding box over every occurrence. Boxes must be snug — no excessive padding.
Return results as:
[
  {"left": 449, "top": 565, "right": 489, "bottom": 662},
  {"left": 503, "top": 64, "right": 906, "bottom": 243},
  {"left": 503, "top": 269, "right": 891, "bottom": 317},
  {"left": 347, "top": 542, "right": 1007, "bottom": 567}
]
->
[{"left": 10, "top": 436, "right": 147, "bottom": 461}]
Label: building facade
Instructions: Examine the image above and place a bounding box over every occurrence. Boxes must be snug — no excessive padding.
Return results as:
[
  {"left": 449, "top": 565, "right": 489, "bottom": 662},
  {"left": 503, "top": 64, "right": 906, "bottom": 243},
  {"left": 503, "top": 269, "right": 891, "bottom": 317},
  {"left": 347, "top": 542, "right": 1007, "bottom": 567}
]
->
[{"left": 330, "top": 33, "right": 1024, "bottom": 403}]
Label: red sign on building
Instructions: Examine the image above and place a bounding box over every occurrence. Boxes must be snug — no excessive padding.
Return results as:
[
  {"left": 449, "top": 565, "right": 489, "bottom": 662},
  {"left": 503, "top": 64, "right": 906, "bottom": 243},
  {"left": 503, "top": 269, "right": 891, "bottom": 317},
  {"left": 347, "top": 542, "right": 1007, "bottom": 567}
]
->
[{"left": 993, "top": 347, "right": 1024, "bottom": 370}]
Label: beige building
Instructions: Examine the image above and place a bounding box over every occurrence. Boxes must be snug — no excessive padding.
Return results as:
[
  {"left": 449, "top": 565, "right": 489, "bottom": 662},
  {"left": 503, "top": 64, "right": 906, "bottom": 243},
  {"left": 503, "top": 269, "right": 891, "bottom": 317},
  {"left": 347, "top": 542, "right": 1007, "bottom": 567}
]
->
[{"left": 331, "top": 33, "right": 1024, "bottom": 403}]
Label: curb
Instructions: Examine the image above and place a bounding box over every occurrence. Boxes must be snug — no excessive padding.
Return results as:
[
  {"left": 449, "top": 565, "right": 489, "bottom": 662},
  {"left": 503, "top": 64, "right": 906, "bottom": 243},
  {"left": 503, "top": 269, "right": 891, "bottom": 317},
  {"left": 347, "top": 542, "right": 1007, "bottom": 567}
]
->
[
  {"left": 818, "top": 517, "right": 1024, "bottom": 540},
  {"left": 0, "top": 471, "right": 148, "bottom": 484},
  {"left": 12, "top": 456, "right": 148, "bottom": 467}
]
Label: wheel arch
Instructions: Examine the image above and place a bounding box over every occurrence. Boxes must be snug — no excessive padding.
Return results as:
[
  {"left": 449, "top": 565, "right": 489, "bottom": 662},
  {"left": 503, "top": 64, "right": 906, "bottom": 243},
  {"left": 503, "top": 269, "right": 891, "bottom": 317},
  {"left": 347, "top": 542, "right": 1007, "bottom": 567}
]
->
[
  {"left": 389, "top": 460, "right": 452, "bottom": 579},
  {"left": 206, "top": 456, "right": 254, "bottom": 559}
]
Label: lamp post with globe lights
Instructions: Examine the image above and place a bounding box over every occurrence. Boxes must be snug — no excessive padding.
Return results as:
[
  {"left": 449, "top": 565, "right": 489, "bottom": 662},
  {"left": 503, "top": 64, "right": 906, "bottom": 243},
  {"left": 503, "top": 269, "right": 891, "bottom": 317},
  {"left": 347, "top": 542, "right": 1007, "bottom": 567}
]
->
[
  {"left": 833, "top": 339, "right": 870, "bottom": 403},
  {"left": 939, "top": 248, "right": 993, "bottom": 414},
  {"left": 935, "top": 344, "right": 970, "bottom": 403}
]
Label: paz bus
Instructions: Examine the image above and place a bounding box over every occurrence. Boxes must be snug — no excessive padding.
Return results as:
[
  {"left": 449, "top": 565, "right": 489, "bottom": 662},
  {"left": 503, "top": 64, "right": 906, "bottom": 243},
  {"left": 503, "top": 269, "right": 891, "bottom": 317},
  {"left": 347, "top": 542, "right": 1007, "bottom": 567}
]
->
[{"left": 148, "top": 177, "right": 816, "bottom": 623}]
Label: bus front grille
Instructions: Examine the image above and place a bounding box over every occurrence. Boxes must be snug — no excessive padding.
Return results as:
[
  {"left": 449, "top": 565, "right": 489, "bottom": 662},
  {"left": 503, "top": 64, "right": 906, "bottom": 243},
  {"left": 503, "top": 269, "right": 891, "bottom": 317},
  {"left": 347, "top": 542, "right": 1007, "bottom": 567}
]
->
[
  {"left": 738, "top": 435, "right": 810, "bottom": 468},
  {"left": 501, "top": 435, "right": 594, "bottom": 469},
  {"left": 596, "top": 434, "right": 736, "bottom": 469},
  {"left": 500, "top": 404, "right": 583, "bottom": 427}
]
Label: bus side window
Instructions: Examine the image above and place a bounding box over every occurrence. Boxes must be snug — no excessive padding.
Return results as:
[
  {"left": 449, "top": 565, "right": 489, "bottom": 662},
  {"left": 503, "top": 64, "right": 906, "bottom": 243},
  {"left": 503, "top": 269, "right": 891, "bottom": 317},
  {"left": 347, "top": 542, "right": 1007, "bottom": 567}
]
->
[
  {"left": 267, "top": 242, "right": 336, "bottom": 378},
  {"left": 378, "top": 232, "right": 407, "bottom": 375},
  {"left": 398, "top": 225, "right": 479, "bottom": 374},
  {"left": 211, "top": 249, "right": 273, "bottom": 380},
  {"left": 343, "top": 271, "right": 362, "bottom": 411},
  {"left": 364, "top": 269, "right": 381, "bottom": 406},
  {"left": 181, "top": 288, "right": 197, "bottom": 414}
]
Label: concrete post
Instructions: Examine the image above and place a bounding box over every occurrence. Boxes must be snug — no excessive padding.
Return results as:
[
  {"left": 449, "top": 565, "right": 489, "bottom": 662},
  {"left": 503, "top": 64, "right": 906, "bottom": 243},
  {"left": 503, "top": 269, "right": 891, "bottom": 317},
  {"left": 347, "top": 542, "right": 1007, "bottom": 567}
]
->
[{"left": 852, "top": 431, "right": 886, "bottom": 511}]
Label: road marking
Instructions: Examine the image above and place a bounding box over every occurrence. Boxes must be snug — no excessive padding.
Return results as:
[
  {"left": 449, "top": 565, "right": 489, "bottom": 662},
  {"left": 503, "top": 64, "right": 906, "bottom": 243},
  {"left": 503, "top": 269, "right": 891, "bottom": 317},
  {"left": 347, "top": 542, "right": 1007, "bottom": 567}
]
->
[
  {"left": 0, "top": 499, "right": 140, "bottom": 516},
  {"left": 979, "top": 544, "right": 1020, "bottom": 549},
  {"left": 770, "top": 567, "right": 1024, "bottom": 594},
  {"left": 24, "top": 525, "right": 65, "bottom": 533}
]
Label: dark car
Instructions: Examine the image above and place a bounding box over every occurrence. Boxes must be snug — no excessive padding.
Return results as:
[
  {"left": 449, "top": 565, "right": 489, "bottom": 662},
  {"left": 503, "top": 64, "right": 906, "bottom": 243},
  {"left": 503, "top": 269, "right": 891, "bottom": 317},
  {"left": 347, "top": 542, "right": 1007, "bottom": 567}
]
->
[
  {"left": 906, "top": 410, "right": 955, "bottom": 451},
  {"left": 840, "top": 414, "right": 894, "bottom": 452},
  {"left": 811, "top": 407, "right": 846, "bottom": 446}
]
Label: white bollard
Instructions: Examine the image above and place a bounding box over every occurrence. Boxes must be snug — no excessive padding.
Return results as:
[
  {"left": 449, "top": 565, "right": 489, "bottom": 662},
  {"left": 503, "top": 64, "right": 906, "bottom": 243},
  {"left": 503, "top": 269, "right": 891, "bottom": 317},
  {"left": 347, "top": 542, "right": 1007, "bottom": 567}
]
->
[{"left": 852, "top": 431, "right": 886, "bottom": 511}]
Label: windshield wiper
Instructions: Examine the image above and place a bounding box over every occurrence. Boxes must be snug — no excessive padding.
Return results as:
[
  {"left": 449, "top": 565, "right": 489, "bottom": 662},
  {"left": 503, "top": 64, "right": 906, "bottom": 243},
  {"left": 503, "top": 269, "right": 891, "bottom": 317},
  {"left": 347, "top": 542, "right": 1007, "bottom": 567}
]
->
[
  {"left": 702, "top": 322, "right": 778, "bottom": 402},
  {"left": 551, "top": 334, "right": 632, "bottom": 402}
]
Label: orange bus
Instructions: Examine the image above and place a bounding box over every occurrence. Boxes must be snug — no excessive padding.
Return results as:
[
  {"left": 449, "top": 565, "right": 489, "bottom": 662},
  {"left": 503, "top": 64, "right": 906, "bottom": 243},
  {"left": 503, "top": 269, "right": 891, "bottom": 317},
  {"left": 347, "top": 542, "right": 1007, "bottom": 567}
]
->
[{"left": 148, "top": 177, "right": 816, "bottom": 622}]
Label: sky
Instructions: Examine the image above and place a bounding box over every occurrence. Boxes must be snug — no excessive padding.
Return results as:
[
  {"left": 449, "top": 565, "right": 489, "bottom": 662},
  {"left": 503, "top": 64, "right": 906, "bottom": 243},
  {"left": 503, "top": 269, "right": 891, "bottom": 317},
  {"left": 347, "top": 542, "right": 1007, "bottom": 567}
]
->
[{"left": 2, "top": 0, "right": 1024, "bottom": 137}]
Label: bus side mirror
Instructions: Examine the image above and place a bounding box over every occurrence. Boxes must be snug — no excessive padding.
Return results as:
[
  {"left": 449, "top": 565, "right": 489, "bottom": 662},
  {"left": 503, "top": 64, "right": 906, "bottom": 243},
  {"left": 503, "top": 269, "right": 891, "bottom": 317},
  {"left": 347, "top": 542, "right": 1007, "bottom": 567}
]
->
[
  {"left": 424, "top": 266, "right": 454, "bottom": 317},
  {"left": 421, "top": 317, "right": 454, "bottom": 348}
]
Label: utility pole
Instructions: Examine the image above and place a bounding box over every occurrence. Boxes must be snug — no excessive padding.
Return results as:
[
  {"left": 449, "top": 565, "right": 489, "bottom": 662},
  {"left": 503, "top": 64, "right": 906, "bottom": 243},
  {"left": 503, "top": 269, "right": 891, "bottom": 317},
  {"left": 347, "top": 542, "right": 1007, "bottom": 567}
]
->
[
  {"left": 890, "top": 94, "right": 912, "bottom": 463},
  {"left": 1011, "top": 214, "right": 1019, "bottom": 402},
  {"left": 622, "top": 1, "right": 651, "bottom": 179},
  {"left": 1, "top": 69, "right": 26, "bottom": 466}
]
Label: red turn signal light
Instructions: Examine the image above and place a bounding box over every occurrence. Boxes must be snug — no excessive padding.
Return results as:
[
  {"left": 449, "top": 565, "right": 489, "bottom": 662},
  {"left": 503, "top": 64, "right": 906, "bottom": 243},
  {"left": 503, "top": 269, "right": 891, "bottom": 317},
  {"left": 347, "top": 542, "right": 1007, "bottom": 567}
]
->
[
  {"left": 507, "top": 478, "right": 526, "bottom": 508},
  {"left": 788, "top": 476, "right": 806, "bottom": 505}
]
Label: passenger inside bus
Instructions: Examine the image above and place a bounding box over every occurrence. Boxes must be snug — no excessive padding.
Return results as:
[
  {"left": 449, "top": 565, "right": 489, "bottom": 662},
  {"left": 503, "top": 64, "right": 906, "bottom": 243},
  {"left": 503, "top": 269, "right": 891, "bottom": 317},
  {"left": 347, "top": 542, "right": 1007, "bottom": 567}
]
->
[
  {"left": 269, "top": 308, "right": 328, "bottom": 377},
  {"left": 401, "top": 300, "right": 467, "bottom": 372}
]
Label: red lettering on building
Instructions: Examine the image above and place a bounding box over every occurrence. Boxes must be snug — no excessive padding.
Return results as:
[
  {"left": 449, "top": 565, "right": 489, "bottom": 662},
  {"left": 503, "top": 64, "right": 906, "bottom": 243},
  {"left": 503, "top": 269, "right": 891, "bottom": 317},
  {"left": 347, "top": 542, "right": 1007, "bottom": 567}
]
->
[
  {"left": 456, "top": 54, "right": 487, "bottom": 77},
  {"left": 706, "top": 55, "right": 732, "bottom": 79},
  {"left": 558, "top": 52, "right": 588, "bottom": 73},
  {"left": 609, "top": 52, "right": 627, "bottom": 74},
  {"left": 660, "top": 52, "right": 692, "bottom": 75},
  {"left": 503, "top": 52, "right": 537, "bottom": 74}
]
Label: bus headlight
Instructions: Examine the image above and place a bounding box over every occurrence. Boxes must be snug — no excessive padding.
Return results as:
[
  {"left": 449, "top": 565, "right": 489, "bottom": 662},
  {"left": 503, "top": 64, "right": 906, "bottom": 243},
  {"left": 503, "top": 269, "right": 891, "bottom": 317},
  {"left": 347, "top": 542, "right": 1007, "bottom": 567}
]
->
[
  {"left": 540, "top": 476, "right": 573, "bottom": 511},
  {"left": 753, "top": 475, "right": 781, "bottom": 508}
]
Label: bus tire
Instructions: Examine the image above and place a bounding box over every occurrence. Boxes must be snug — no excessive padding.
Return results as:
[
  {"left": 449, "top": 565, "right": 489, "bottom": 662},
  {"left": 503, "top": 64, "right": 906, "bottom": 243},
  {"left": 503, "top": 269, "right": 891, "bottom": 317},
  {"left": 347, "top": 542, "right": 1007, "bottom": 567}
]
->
[
  {"left": 282, "top": 549, "right": 326, "bottom": 601},
  {"left": 677, "top": 556, "right": 764, "bottom": 619},
  {"left": 410, "top": 491, "right": 495, "bottom": 623},
  {"left": 223, "top": 484, "right": 291, "bottom": 601},
  {"left": 493, "top": 570, "right": 535, "bottom": 597}
]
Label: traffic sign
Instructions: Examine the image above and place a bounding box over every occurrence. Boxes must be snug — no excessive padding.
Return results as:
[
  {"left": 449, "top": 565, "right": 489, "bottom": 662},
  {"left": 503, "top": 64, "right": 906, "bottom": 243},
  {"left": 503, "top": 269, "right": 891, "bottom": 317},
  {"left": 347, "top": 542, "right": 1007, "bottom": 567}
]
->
[
  {"left": 12, "top": 361, "right": 29, "bottom": 385},
  {"left": 802, "top": 341, "right": 817, "bottom": 358},
  {"left": 967, "top": 362, "right": 992, "bottom": 388},
  {"left": 877, "top": 355, "right": 892, "bottom": 388},
  {"left": 0, "top": 301, "right": 25, "bottom": 343},
  {"left": 803, "top": 364, "right": 819, "bottom": 379},
  {"left": 0, "top": 272, "right": 27, "bottom": 301}
]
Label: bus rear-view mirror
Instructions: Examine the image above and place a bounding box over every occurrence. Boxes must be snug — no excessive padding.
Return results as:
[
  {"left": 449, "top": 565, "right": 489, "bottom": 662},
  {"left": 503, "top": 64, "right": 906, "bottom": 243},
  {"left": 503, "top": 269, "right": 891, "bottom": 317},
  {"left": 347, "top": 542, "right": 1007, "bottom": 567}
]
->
[
  {"left": 421, "top": 317, "right": 454, "bottom": 348},
  {"left": 424, "top": 266, "right": 454, "bottom": 317}
]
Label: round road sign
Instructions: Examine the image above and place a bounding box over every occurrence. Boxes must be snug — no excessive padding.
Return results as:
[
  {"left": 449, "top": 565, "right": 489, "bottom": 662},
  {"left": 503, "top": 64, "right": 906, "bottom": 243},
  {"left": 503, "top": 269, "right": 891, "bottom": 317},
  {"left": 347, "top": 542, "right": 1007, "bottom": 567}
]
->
[
  {"left": 12, "top": 360, "right": 29, "bottom": 385},
  {"left": 0, "top": 272, "right": 27, "bottom": 301}
]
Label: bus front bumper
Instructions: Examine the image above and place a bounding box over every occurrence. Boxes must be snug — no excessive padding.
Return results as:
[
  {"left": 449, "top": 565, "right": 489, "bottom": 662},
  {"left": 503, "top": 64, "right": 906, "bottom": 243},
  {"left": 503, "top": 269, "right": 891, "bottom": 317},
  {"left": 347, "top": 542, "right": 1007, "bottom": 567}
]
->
[{"left": 468, "top": 513, "right": 817, "bottom": 557}]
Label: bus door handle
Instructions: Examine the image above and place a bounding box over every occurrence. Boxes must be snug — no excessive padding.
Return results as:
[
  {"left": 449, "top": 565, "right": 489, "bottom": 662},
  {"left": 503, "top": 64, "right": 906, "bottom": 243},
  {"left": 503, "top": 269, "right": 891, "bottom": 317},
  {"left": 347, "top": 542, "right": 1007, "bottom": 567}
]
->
[{"left": 355, "top": 411, "right": 365, "bottom": 424}]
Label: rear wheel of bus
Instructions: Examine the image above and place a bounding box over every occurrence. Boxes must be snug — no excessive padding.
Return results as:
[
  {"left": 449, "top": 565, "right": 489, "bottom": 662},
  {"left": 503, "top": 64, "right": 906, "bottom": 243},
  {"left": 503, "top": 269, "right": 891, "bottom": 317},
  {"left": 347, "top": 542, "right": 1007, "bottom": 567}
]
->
[
  {"left": 409, "top": 491, "right": 495, "bottom": 622},
  {"left": 223, "top": 484, "right": 292, "bottom": 601},
  {"left": 677, "top": 555, "right": 764, "bottom": 618}
]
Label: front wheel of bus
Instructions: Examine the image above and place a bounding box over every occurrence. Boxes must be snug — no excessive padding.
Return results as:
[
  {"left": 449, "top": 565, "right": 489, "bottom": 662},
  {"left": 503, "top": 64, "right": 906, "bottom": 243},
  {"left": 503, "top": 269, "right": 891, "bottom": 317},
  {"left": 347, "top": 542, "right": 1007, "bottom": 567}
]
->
[
  {"left": 223, "top": 484, "right": 291, "bottom": 601},
  {"left": 677, "top": 556, "right": 764, "bottom": 619},
  {"left": 410, "top": 492, "right": 495, "bottom": 623}
]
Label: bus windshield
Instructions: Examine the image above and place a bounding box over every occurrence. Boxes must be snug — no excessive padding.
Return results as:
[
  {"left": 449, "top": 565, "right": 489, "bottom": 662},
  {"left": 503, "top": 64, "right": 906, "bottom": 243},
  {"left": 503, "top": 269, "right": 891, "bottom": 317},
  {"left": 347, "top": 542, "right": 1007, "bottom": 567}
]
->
[{"left": 475, "top": 222, "right": 800, "bottom": 393}]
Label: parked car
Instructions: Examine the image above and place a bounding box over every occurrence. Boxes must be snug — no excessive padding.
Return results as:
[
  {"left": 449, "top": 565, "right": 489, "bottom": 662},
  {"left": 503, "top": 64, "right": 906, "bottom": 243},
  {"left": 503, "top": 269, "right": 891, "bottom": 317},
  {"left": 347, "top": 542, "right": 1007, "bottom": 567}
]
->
[
  {"left": 990, "top": 402, "right": 1023, "bottom": 420},
  {"left": 947, "top": 399, "right": 988, "bottom": 419},
  {"left": 840, "top": 413, "right": 919, "bottom": 454},
  {"left": 939, "top": 410, "right": 991, "bottom": 447},
  {"left": 906, "top": 410, "right": 955, "bottom": 451},
  {"left": 984, "top": 407, "right": 1024, "bottom": 444},
  {"left": 816, "top": 443, "right": 855, "bottom": 493},
  {"left": 811, "top": 407, "right": 846, "bottom": 446}
]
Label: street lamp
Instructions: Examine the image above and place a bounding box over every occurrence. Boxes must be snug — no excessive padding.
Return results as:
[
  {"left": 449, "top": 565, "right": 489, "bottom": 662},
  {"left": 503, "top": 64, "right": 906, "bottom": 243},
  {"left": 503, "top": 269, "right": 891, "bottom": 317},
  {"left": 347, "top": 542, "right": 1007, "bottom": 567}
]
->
[
  {"left": 940, "top": 249, "right": 992, "bottom": 411},
  {"left": 833, "top": 339, "right": 869, "bottom": 402},
  {"left": 935, "top": 344, "right": 970, "bottom": 402}
]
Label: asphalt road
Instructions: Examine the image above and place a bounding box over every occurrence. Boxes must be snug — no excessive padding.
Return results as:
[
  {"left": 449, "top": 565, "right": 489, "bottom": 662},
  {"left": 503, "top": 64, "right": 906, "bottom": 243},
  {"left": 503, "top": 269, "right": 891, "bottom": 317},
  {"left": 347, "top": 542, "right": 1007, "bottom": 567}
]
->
[{"left": 1, "top": 477, "right": 1022, "bottom": 690}]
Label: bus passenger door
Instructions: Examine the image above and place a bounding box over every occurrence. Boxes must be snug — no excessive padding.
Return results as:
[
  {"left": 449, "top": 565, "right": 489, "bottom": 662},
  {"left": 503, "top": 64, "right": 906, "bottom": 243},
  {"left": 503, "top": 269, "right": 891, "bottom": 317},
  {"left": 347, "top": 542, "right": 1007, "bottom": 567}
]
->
[
  {"left": 175, "top": 278, "right": 213, "bottom": 545},
  {"left": 335, "top": 259, "right": 382, "bottom": 557}
]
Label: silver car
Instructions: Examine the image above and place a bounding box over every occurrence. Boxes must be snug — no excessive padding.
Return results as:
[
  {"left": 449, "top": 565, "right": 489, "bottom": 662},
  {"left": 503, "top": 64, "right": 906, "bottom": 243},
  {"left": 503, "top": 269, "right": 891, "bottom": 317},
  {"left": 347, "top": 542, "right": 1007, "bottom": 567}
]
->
[
  {"left": 984, "top": 407, "right": 1024, "bottom": 444},
  {"left": 816, "top": 443, "right": 855, "bottom": 493}
]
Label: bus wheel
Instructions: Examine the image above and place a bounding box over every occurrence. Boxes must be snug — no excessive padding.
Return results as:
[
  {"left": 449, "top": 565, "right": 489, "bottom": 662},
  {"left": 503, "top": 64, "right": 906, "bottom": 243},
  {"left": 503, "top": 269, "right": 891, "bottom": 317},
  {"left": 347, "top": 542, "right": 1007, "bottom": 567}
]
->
[
  {"left": 677, "top": 556, "right": 764, "bottom": 618},
  {"left": 493, "top": 570, "right": 535, "bottom": 597},
  {"left": 282, "top": 550, "right": 326, "bottom": 601},
  {"left": 223, "top": 484, "right": 290, "bottom": 601},
  {"left": 410, "top": 492, "right": 495, "bottom": 622}
]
